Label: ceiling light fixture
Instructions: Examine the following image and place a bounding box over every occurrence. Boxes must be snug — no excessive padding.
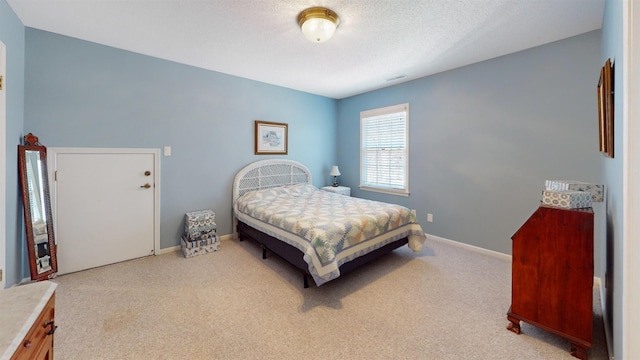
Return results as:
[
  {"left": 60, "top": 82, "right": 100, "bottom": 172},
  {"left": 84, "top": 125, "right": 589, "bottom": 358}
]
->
[{"left": 297, "top": 7, "right": 340, "bottom": 43}]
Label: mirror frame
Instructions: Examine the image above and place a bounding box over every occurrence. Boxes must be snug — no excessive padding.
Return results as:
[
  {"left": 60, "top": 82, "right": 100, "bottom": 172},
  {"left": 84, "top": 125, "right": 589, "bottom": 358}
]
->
[{"left": 18, "top": 133, "right": 58, "bottom": 280}]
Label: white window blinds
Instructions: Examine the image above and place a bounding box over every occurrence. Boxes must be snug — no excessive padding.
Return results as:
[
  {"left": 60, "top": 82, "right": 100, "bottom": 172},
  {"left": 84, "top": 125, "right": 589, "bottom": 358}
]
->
[{"left": 360, "top": 103, "right": 409, "bottom": 196}]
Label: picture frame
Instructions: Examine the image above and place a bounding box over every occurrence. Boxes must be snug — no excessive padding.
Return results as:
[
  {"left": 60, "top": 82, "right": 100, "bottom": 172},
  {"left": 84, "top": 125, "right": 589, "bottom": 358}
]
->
[
  {"left": 597, "top": 67, "right": 605, "bottom": 153},
  {"left": 597, "top": 58, "right": 614, "bottom": 158},
  {"left": 255, "top": 120, "right": 288, "bottom": 155}
]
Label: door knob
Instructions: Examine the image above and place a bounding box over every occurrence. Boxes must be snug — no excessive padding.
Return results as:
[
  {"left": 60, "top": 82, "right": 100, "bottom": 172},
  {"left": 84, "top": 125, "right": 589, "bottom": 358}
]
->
[{"left": 140, "top": 183, "right": 151, "bottom": 189}]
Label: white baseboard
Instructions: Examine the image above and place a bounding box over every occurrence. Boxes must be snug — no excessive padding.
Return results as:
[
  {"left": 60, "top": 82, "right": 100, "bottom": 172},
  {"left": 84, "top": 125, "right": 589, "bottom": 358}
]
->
[
  {"left": 596, "top": 277, "right": 614, "bottom": 360},
  {"left": 158, "top": 233, "right": 234, "bottom": 255},
  {"left": 9, "top": 235, "right": 236, "bottom": 283},
  {"left": 426, "top": 233, "right": 513, "bottom": 261},
  {"left": 158, "top": 245, "right": 181, "bottom": 254},
  {"left": 428, "top": 234, "right": 613, "bottom": 360}
]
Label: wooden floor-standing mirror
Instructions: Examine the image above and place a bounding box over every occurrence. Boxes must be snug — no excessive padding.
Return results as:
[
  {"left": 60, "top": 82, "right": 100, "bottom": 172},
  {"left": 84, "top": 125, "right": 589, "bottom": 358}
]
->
[{"left": 18, "top": 133, "right": 58, "bottom": 280}]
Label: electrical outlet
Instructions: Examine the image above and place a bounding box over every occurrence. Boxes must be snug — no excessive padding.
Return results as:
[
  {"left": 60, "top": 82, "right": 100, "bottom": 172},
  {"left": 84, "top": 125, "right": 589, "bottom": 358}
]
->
[{"left": 427, "top": 213, "right": 433, "bottom": 222}]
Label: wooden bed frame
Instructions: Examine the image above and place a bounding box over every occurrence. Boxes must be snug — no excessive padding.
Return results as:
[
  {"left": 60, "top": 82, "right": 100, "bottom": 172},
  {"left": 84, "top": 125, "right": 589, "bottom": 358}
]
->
[{"left": 233, "top": 159, "right": 409, "bottom": 288}]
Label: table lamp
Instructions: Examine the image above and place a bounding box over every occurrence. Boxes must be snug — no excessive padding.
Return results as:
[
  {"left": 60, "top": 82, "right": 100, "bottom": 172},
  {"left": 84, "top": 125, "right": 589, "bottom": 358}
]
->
[{"left": 329, "top": 165, "right": 341, "bottom": 187}]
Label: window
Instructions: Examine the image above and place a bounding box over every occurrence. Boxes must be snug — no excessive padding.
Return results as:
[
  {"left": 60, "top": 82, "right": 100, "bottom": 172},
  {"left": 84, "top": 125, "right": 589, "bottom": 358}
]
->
[{"left": 360, "top": 103, "right": 409, "bottom": 196}]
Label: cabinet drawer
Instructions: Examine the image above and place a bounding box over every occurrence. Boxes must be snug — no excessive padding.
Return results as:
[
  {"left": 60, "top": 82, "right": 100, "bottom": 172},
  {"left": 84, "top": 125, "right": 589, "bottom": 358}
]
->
[{"left": 11, "top": 294, "right": 55, "bottom": 360}]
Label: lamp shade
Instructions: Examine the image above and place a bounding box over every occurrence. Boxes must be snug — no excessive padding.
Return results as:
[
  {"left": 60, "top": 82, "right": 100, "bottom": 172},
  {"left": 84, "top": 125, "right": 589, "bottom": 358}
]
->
[
  {"left": 329, "top": 165, "right": 341, "bottom": 176},
  {"left": 297, "top": 7, "right": 340, "bottom": 43}
]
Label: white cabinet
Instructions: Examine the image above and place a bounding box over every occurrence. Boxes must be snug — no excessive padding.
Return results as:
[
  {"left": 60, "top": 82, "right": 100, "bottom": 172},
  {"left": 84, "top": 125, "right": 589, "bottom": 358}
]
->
[{"left": 321, "top": 186, "right": 351, "bottom": 196}]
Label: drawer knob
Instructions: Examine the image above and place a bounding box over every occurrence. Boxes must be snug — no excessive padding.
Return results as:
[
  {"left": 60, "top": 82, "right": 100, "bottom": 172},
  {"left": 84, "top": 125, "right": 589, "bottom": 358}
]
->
[
  {"left": 44, "top": 319, "right": 58, "bottom": 335},
  {"left": 47, "top": 325, "right": 58, "bottom": 335},
  {"left": 23, "top": 340, "right": 31, "bottom": 348}
]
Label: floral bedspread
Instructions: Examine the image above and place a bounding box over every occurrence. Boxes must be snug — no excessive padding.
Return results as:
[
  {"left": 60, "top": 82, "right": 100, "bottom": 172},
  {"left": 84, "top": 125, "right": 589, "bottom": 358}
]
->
[{"left": 234, "top": 184, "right": 426, "bottom": 286}]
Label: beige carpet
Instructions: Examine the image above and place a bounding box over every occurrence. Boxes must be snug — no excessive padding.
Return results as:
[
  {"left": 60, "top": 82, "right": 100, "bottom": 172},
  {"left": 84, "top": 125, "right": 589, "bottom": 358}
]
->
[{"left": 51, "top": 237, "right": 608, "bottom": 360}]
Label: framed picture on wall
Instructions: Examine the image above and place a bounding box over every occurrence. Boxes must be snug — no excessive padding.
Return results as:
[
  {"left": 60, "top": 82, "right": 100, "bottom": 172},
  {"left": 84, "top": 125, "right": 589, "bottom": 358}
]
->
[
  {"left": 255, "top": 120, "right": 288, "bottom": 155},
  {"left": 597, "top": 58, "right": 614, "bottom": 158}
]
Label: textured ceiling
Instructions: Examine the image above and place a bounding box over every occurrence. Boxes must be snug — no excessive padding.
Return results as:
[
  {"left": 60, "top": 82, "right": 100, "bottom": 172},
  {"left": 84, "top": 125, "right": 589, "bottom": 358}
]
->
[{"left": 7, "top": 0, "right": 605, "bottom": 99}]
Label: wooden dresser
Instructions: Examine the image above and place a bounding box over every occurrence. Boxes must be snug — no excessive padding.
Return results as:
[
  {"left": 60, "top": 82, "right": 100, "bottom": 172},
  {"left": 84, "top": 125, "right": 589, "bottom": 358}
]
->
[
  {"left": 507, "top": 204, "right": 594, "bottom": 360},
  {"left": 0, "top": 281, "right": 57, "bottom": 360}
]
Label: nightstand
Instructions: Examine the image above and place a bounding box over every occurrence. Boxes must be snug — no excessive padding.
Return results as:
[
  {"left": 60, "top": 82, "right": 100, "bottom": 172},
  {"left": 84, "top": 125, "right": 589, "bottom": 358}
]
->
[{"left": 321, "top": 185, "right": 351, "bottom": 196}]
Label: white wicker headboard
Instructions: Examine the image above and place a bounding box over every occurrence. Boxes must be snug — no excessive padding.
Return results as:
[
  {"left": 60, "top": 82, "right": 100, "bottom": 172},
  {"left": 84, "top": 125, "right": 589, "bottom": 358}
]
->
[{"left": 232, "top": 159, "right": 312, "bottom": 205}]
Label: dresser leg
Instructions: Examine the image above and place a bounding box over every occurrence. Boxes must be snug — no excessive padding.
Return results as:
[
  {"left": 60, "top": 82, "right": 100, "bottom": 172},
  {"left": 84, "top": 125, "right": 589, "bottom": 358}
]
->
[
  {"left": 506, "top": 315, "right": 521, "bottom": 334},
  {"left": 570, "top": 343, "right": 588, "bottom": 360}
]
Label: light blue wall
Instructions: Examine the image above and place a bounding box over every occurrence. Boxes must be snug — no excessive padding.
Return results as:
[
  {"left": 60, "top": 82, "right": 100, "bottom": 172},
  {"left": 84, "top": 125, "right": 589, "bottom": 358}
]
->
[
  {"left": 4, "top": 3, "right": 625, "bottom": 351},
  {"left": 1, "top": 0, "right": 26, "bottom": 288},
  {"left": 24, "top": 29, "right": 338, "bottom": 252},
  {"left": 601, "top": 0, "right": 623, "bottom": 357},
  {"left": 338, "top": 31, "right": 603, "bottom": 270}
]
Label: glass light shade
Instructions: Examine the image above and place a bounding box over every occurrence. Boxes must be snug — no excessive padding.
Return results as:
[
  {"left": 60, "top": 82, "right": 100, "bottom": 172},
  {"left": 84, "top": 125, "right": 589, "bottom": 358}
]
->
[
  {"left": 297, "top": 7, "right": 340, "bottom": 43},
  {"left": 329, "top": 165, "right": 341, "bottom": 176},
  {"left": 301, "top": 18, "right": 337, "bottom": 43}
]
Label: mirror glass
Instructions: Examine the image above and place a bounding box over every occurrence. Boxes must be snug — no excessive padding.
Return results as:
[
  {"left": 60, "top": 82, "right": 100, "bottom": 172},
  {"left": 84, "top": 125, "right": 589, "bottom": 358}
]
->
[
  {"left": 19, "top": 133, "right": 58, "bottom": 280},
  {"left": 26, "top": 150, "right": 51, "bottom": 273}
]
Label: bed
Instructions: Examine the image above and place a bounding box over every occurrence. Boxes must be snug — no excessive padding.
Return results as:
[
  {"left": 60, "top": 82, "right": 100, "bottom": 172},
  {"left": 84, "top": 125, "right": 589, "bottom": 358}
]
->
[{"left": 232, "top": 159, "right": 426, "bottom": 287}]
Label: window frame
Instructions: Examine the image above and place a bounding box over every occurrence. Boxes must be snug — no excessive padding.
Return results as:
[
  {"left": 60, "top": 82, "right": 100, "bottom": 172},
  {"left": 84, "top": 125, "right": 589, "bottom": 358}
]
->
[{"left": 359, "top": 103, "right": 410, "bottom": 197}]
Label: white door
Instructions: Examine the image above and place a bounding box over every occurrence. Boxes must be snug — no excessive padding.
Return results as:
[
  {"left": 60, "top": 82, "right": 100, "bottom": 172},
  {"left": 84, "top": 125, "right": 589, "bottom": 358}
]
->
[
  {"left": 625, "top": 1, "right": 640, "bottom": 356},
  {"left": 0, "top": 41, "right": 6, "bottom": 288},
  {"left": 49, "top": 148, "right": 160, "bottom": 275}
]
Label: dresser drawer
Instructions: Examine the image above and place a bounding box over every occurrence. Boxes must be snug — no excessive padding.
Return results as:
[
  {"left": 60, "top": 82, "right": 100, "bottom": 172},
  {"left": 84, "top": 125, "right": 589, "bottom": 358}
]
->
[{"left": 11, "top": 293, "right": 55, "bottom": 360}]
